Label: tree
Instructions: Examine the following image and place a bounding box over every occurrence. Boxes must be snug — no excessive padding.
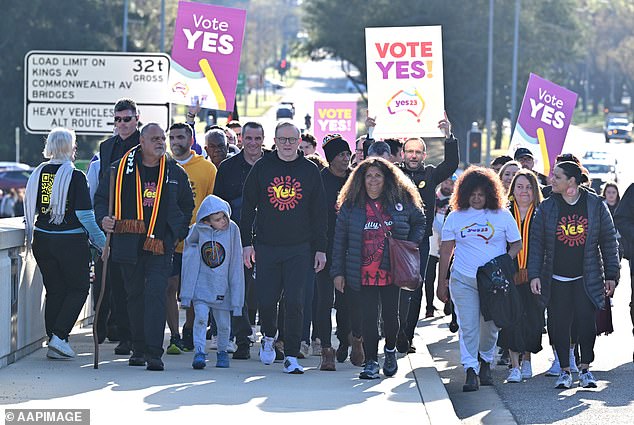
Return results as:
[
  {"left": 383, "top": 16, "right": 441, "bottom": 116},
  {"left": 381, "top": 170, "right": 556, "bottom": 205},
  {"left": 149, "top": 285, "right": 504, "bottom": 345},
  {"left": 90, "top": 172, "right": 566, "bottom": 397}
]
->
[{"left": 302, "top": 0, "right": 583, "bottom": 155}]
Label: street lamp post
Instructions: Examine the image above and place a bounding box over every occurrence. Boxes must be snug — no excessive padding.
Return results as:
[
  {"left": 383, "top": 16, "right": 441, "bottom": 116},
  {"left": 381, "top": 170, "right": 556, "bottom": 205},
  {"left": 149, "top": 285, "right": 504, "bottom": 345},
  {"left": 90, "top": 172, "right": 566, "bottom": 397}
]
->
[
  {"left": 122, "top": 0, "right": 129, "bottom": 52},
  {"left": 510, "top": 0, "right": 521, "bottom": 133},
  {"left": 485, "top": 0, "right": 494, "bottom": 166}
]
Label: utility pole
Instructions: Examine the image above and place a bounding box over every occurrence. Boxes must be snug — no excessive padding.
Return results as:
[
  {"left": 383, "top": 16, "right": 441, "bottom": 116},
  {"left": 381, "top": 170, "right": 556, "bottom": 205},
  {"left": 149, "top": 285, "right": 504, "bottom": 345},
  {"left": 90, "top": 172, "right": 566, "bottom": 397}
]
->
[
  {"left": 122, "top": 0, "right": 129, "bottom": 52},
  {"left": 485, "top": 0, "right": 494, "bottom": 166},
  {"left": 160, "top": 0, "right": 166, "bottom": 52},
  {"left": 510, "top": 0, "right": 520, "bottom": 134},
  {"left": 15, "top": 127, "right": 20, "bottom": 163}
]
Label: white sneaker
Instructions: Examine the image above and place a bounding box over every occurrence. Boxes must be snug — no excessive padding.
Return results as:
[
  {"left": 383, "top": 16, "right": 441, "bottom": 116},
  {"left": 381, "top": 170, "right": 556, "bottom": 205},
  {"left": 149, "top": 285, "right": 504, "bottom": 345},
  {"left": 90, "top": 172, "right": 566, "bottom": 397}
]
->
[
  {"left": 569, "top": 348, "right": 579, "bottom": 373},
  {"left": 312, "top": 338, "right": 322, "bottom": 356},
  {"left": 283, "top": 356, "right": 304, "bottom": 374},
  {"left": 520, "top": 360, "right": 532, "bottom": 379},
  {"left": 579, "top": 370, "right": 597, "bottom": 388},
  {"left": 209, "top": 335, "right": 218, "bottom": 350},
  {"left": 46, "top": 347, "right": 69, "bottom": 360},
  {"left": 48, "top": 335, "right": 75, "bottom": 358},
  {"left": 555, "top": 371, "right": 573, "bottom": 389},
  {"left": 506, "top": 367, "right": 522, "bottom": 383},
  {"left": 259, "top": 336, "right": 276, "bottom": 365},
  {"left": 226, "top": 340, "right": 238, "bottom": 353},
  {"left": 298, "top": 341, "right": 310, "bottom": 359}
]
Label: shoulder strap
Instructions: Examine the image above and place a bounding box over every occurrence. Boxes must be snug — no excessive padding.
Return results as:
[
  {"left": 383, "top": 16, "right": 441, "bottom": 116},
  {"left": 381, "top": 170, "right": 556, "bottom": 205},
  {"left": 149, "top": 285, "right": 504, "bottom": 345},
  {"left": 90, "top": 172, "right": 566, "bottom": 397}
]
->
[{"left": 368, "top": 200, "right": 389, "bottom": 237}]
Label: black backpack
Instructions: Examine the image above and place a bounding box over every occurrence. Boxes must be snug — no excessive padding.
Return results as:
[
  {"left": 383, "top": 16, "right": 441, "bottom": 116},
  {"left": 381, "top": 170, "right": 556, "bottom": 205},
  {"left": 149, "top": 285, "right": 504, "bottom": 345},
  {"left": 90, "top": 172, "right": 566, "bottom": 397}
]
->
[{"left": 477, "top": 254, "right": 523, "bottom": 329}]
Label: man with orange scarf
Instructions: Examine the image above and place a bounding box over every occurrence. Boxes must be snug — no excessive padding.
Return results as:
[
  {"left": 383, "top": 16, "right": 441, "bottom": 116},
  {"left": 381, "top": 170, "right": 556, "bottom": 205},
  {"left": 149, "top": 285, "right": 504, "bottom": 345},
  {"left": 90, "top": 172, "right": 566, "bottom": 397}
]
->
[{"left": 95, "top": 123, "right": 194, "bottom": 371}]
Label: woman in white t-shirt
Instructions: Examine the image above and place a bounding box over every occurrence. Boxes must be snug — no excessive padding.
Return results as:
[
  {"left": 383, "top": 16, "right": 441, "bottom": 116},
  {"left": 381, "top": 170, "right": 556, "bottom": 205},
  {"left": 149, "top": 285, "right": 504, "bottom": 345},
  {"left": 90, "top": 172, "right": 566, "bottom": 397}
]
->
[{"left": 437, "top": 166, "right": 522, "bottom": 392}]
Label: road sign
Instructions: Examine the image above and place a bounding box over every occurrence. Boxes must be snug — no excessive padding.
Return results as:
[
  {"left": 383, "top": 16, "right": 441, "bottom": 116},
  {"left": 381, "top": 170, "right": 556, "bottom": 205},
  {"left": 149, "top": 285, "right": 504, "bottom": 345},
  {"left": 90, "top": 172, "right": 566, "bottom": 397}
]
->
[{"left": 24, "top": 51, "right": 171, "bottom": 135}]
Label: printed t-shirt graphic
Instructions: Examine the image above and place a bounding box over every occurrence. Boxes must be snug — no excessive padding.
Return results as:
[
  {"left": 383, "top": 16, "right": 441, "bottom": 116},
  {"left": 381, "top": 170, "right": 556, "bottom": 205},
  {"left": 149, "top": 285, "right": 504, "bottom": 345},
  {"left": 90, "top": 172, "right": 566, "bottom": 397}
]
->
[
  {"left": 459, "top": 220, "right": 495, "bottom": 243},
  {"left": 267, "top": 175, "right": 303, "bottom": 211},
  {"left": 201, "top": 241, "right": 226, "bottom": 268},
  {"left": 361, "top": 201, "right": 393, "bottom": 286},
  {"left": 556, "top": 213, "right": 587, "bottom": 247},
  {"left": 40, "top": 172, "right": 55, "bottom": 213}
]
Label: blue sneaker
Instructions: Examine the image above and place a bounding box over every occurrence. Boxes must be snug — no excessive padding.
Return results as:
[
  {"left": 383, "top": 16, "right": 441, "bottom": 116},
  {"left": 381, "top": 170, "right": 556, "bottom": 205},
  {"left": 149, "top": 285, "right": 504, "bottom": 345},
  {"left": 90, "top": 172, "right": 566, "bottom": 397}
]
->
[
  {"left": 192, "top": 352, "right": 207, "bottom": 369},
  {"left": 216, "top": 351, "right": 230, "bottom": 368}
]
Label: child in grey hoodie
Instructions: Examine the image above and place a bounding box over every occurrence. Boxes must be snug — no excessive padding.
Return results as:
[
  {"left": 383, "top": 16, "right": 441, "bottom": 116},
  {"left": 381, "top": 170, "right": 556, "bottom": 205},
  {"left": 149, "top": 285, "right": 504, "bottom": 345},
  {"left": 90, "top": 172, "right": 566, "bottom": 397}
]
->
[{"left": 181, "top": 195, "right": 245, "bottom": 369}]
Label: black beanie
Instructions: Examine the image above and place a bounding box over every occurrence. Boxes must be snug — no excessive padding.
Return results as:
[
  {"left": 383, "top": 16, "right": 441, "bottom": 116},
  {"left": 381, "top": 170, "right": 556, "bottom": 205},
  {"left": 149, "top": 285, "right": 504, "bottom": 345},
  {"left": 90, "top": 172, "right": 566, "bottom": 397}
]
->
[{"left": 323, "top": 134, "right": 351, "bottom": 163}]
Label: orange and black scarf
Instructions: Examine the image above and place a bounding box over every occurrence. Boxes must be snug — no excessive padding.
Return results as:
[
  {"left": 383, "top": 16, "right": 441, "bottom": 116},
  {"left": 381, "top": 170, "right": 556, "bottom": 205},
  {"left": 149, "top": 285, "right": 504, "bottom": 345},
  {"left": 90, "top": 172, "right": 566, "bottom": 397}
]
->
[
  {"left": 114, "top": 145, "right": 167, "bottom": 255},
  {"left": 511, "top": 200, "right": 534, "bottom": 284}
]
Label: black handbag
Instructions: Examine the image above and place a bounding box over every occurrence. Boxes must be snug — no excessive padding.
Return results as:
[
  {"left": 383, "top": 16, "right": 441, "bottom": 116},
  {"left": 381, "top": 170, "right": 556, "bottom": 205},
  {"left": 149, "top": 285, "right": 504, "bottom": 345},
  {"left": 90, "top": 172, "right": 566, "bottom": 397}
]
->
[
  {"left": 477, "top": 253, "right": 523, "bottom": 328},
  {"left": 368, "top": 201, "right": 421, "bottom": 291}
]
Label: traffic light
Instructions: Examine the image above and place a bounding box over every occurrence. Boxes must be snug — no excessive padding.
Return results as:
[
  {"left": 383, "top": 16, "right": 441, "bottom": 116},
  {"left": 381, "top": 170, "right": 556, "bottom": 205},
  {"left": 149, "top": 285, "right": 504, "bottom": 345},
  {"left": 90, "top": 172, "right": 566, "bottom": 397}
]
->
[
  {"left": 467, "top": 126, "right": 482, "bottom": 164},
  {"left": 278, "top": 59, "right": 288, "bottom": 77}
]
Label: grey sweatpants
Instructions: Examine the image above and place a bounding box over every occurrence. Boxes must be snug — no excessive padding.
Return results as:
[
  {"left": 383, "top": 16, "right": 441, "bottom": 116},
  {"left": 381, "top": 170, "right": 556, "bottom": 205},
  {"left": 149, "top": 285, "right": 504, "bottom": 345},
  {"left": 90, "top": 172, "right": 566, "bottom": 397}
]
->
[
  {"left": 193, "top": 301, "right": 231, "bottom": 354},
  {"left": 449, "top": 268, "right": 499, "bottom": 373}
]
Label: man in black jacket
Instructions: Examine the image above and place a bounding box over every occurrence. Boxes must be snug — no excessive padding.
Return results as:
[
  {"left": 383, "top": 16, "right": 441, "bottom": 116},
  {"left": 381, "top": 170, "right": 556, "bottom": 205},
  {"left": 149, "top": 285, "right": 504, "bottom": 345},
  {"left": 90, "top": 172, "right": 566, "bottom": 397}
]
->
[
  {"left": 397, "top": 115, "right": 459, "bottom": 352},
  {"left": 95, "top": 123, "right": 194, "bottom": 371},
  {"left": 614, "top": 182, "right": 634, "bottom": 356},
  {"left": 93, "top": 98, "right": 141, "bottom": 355},
  {"left": 213, "top": 121, "right": 266, "bottom": 360},
  {"left": 241, "top": 121, "right": 327, "bottom": 374}
]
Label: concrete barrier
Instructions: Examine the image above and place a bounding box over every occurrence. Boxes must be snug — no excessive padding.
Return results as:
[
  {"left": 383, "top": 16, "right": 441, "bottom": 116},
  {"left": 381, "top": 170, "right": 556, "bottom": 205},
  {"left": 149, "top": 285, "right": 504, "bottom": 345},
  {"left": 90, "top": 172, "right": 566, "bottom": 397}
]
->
[{"left": 0, "top": 217, "right": 93, "bottom": 368}]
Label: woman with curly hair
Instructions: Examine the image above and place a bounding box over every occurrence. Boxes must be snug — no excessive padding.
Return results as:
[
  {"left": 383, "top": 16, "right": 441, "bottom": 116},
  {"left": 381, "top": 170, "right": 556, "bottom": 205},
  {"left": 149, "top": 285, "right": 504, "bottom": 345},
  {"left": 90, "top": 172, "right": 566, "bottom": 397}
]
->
[
  {"left": 331, "top": 157, "right": 426, "bottom": 379},
  {"left": 437, "top": 166, "right": 522, "bottom": 391},
  {"left": 498, "top": 169, "right": 544, "bottom": 383}
]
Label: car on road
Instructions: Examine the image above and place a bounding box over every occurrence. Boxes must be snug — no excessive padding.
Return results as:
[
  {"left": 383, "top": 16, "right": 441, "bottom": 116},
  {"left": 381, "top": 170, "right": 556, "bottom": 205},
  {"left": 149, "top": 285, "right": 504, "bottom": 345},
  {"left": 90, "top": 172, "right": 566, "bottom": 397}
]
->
[
  {"left": 582, "top": 159, "right": 617, "bottom": 193},
  {"left": 0, "top": 168, "right": 32, "bottom": 191},
  {"left": 275, "top": 101, "right": 295, "bottom": 120},
  {"left": 603, "top": 117, "right": 632, "bottom": 143}
]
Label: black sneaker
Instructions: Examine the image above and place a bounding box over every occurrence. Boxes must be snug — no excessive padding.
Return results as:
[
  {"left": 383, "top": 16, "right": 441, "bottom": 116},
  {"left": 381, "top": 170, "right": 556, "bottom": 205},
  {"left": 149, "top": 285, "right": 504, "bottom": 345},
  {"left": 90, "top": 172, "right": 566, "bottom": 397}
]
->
[
  {"left": 128, "top": 353, "right": 146, "bottom": 366},
  {"left": 383, "top": 349, "right": 398, "bottom": 377},
  {"left": 395, "top": 332, "right": 410, "bottom": 354},
  {"left": 336, "top": 344, "right": 349, "bottom": 363},
  {"left": 146, "top": 357, "right": 164, "bottom": 371},
  {"left": 449, "top": 321, "right": 459, "bottom": 333},
  {"left": 479, "top": 361, "right": 493, "bottom": 386},
  {"left": 181, "top": 327, "right": 194, "bottom": 352},
  {"left": 114, "top": 340, "right": 131, "bottom": 355},
  {"left": 233, "top": 343, "right": 251, "bottom": 360},
  {"left": 359, "top": 360, "right": 380, "bottom": 379},
  {"left": 463, "top": 367, "right": 479, "bottom": 392},
  {"left": 407, "top": 340, "right": 416, "bottom": 354}
]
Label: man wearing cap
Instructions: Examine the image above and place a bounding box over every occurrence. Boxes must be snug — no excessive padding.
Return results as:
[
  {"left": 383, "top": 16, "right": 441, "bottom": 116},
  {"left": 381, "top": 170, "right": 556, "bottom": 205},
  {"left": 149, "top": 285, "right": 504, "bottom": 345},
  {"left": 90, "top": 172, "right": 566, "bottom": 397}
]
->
[
  {"left": 514, "top": 147, "right": 548, "bottom": 186},
  {"left": 397, "top": 114, "right": 458, "bottom": 353},
  {"left": 315, "top": 134, "right": 352, "bottom": 370}
]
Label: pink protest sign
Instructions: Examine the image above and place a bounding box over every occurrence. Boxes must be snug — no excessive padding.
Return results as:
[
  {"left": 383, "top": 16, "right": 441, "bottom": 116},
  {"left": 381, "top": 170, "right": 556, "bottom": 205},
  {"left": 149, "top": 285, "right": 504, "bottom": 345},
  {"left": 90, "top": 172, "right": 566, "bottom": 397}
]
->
[
  {"left": 313, "top": 101, "right": 357, "bottom": 157},
  {"left": 168, "top": 1, "right": 246, "bottom": 111},
  {"left": 509, "top": 73, "right": 578, "bottom": 176}
]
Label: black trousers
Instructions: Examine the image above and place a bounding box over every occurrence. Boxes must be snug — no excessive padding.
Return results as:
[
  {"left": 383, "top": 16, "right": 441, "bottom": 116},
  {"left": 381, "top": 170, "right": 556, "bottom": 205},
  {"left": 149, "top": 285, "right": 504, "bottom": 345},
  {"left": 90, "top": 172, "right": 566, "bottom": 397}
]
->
[
  {"left": 32, "top": 232, "right": 90, "bottom": 341},
  {"left": 93, "top": 257, "right": 131, "bottom": 342},
  {"left": 549, "top": 278, "right": 597, "bottom": 368},
  {"left": 119, "top": 254, "right": 171, "bottom": 358},
  {"left": 315, "top": 264, "right": 353, "bottom": 349},
  {"left": 630, "top": 259, "right": 634, "bottom": 336},
  {"left": 232, "top": 266, "right": 254, "bottom": 345},
  {"left": 399, "top": 237, "right": 430, "bottom": 341},
  {"left": 424, "top": 255, "right": 440, "bottom": 312},
  {"left": 255, "top": 242, "right": 311, "bottom": 358},
  {"left": 348, "top": 284, "right": 400, "bottom": 362}
]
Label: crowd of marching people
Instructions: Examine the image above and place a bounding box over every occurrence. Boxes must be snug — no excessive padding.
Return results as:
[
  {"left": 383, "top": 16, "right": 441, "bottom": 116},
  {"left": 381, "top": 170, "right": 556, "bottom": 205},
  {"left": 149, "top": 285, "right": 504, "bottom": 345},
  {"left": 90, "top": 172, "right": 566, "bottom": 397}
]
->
[{"left": 20, "top": 96, "right": 634, "bottom": 393}]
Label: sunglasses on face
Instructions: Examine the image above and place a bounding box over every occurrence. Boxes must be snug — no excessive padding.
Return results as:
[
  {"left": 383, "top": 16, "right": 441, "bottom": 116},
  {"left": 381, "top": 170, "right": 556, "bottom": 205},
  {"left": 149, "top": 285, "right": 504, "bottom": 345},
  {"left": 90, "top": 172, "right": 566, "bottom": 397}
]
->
[{"left": 114, "top": 116, "right": 137, "bottom": 123}]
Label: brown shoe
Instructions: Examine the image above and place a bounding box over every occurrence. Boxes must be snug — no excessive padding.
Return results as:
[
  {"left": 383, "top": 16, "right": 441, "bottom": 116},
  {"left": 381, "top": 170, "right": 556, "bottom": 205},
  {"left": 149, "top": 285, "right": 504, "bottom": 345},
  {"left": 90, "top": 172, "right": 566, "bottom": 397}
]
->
[
  {"left": 349, "top": 335, "right": 365, "bottom": 367},
  {"left": 319, "top": 347, "right": 336, "bottom": 371}
]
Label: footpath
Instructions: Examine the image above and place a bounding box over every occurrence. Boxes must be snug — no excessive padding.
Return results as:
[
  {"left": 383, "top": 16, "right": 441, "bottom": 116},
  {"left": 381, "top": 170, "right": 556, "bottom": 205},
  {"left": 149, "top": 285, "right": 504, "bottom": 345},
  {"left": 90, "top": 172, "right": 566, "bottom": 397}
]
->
[{"left": 0, "top": 315, "right": 460, "bottom": 424}]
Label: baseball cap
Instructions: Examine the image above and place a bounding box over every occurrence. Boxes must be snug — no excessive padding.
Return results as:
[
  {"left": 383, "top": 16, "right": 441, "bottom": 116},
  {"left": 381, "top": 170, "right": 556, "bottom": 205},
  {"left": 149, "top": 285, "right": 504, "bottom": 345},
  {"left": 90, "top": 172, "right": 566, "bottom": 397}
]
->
[{"left": 514, "top": 147, "right": 534, "bottom": 160}]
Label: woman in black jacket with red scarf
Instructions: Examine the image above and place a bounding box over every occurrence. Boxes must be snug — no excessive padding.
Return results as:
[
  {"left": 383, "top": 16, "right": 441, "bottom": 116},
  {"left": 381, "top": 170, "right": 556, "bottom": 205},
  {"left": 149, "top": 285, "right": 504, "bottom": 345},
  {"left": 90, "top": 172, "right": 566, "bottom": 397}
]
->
[
  {"left": 331, "top": 157, "right": 425, "bottom": 380},
  {"left": 528, "top": 162, "right": 619, "bottom": 390}
]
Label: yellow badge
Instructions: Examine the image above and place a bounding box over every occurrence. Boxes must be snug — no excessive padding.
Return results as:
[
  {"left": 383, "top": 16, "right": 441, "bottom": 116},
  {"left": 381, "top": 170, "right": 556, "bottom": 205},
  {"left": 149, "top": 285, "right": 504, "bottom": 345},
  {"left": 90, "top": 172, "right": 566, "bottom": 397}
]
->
[{"left": 418, "top": 180, "right": 426, "bottom": 189}]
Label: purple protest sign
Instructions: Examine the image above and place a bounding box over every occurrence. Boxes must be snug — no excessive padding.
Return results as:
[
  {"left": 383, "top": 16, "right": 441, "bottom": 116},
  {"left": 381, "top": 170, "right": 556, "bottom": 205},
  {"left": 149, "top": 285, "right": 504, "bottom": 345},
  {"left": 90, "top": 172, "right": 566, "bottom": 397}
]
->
[
  {"left": 168, "top": 1, "right": 246, "bottom": 111},
  {"left": 509, "top": 73, "right": 578, "bottom": 176},
  {"left": 313, "top": 101, "right": 357, "bottom": 157}
]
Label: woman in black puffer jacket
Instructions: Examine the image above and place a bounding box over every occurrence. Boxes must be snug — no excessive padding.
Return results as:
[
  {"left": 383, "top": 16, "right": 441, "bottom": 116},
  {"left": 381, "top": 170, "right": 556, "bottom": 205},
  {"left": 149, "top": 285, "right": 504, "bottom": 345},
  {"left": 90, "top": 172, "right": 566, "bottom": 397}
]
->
[
  {"left": 528, "top": 161, "right": 619, "bottom": 390},
  {"left": 331, "top": 157, "right": 425, "bottom": 380}
]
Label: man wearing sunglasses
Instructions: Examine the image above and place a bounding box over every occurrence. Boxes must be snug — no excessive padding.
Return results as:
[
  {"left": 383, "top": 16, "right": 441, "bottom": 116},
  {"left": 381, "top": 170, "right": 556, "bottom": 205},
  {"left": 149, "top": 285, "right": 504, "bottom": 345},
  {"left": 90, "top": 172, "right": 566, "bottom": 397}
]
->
[{"left": 93, "top": 98, "right": 141, "bottom": 356}]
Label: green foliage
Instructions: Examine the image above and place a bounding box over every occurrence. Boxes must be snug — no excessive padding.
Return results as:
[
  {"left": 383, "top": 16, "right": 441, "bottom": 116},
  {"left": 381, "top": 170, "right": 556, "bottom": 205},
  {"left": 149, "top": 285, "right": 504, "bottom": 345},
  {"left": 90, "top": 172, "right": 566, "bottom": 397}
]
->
[{"left": 302, "top": 0, "right": 583, "bottom": 149}]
